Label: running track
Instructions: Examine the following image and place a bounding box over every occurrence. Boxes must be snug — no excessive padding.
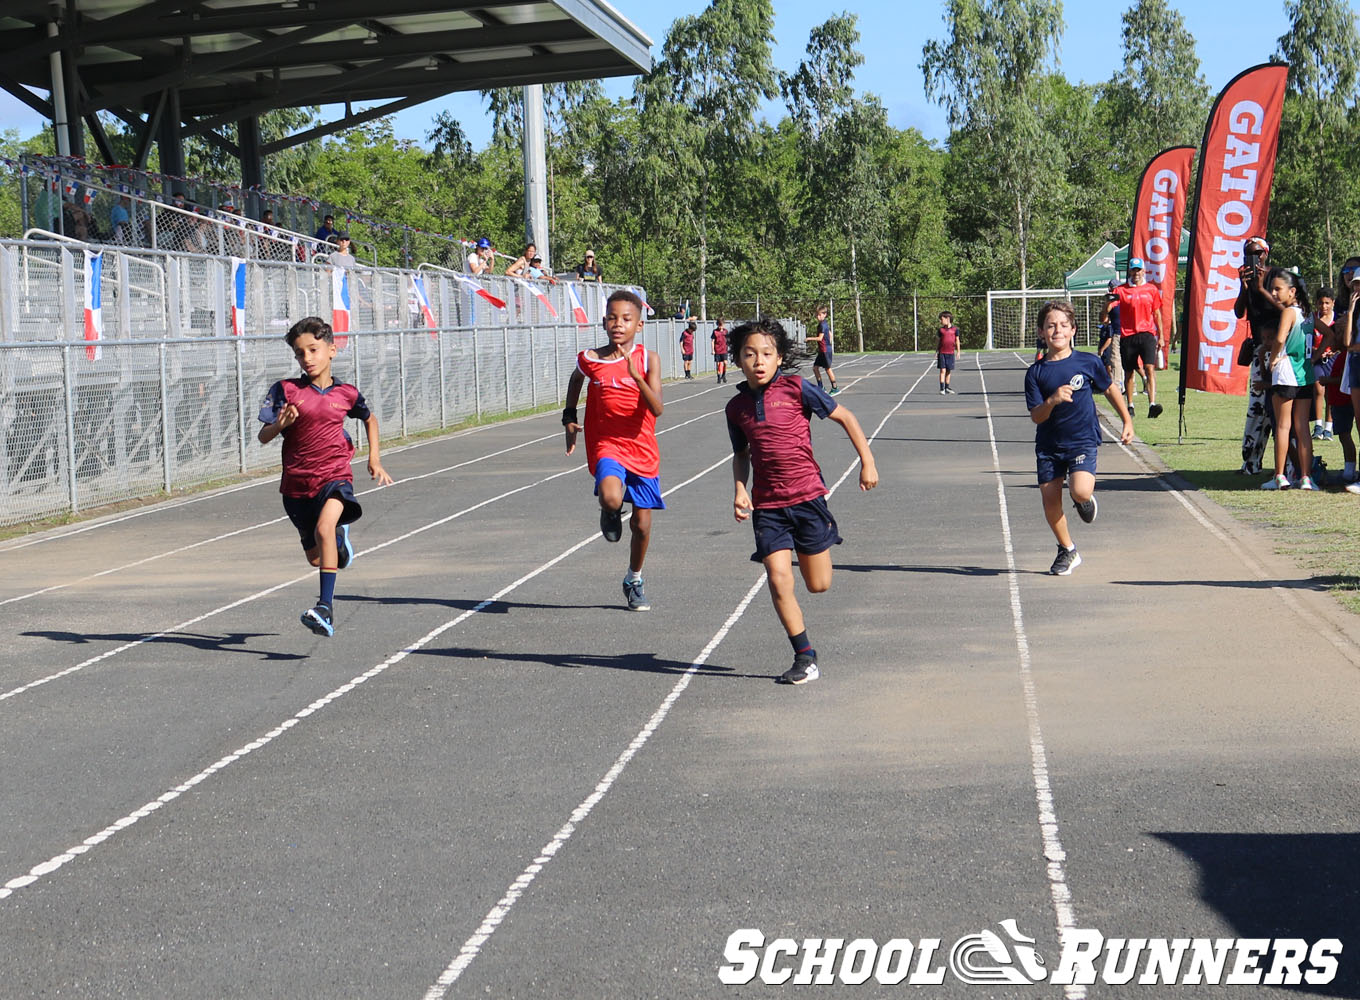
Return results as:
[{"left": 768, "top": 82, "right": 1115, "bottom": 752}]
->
[{"left": 3, "top": 353, "right": 1359, "bottom": 999}]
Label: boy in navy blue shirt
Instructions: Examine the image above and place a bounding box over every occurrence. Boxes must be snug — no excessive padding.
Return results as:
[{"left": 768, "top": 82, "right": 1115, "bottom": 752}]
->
[
  {"left": 1024, "top": 300, "right": 1133, "bottom": 576},
  {"left": 727, "top": 318, "right": 877, "bottom": 684}
]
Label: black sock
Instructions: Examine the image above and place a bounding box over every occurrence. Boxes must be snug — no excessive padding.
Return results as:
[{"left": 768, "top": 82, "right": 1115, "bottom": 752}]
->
[{"left": 789, "top": 630, "right": 815, "bottom": 658}]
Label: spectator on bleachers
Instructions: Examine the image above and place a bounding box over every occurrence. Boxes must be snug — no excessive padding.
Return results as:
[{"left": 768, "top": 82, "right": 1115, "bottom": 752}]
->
[
  {"left": 528, "top": 255, "right": 557, "bottom": 284},
  {"left": 505, "top": 243, "right": 536, "bottom": 277},
  {"left": 314, "top": 214, "right": 338, "bottom": 244},
  {"left": 329, "top": 233, "right": 357, "bottom": 269},
  {"left": 467, "top": 237, "right": 494, "bottom": 275},
  {"left": 109, "top": 195, "right": 132, "bottom": 244},
  {"left": 576, "top": 249, "right": 603, "bottom": 283}
]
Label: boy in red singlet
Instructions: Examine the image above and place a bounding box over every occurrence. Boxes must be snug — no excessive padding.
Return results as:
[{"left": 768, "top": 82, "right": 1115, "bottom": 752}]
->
[{"left": 563, "top": 290, "right": 665, "bottom": 611}]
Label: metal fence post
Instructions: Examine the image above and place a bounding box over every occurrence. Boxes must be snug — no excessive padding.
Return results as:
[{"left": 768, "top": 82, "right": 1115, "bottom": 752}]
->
[
  {"left": 437, "top": 327, "right": 447, "bottom": 428},
  {"left": 473, "top": 327, "right": 482, "bottom": 419},
  {"left": 160, "top": 341, "right": 172, "bottom": 491},
  {"left": 554, "top": 325, "right": 561, "bottom": 401},
  {"left": 398, "top": 327, "right": 408, "bottom": 438},
  {"left": 236, "top": 338, "right": 248, "bottom": 472},
  {"left": 503, "top": 325, "right": 512, "bottom": 412},
  {"left": 531, "top": 326, "right": 539, "bottom": 409},
  {"left": 63, "top": 344, "right": 79, "bottom": 513}
]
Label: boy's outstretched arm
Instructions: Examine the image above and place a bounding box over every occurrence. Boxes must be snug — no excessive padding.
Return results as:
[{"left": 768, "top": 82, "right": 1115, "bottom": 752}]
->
[
  {"left": 732, "top": 448, "right": 754, "bottom": 521},
  {"left": 1103, "top": 383, "right": 1135, "bottom": 444},
  {"left": 828, "top": 405, "right": 878, "bottom": 491},
  {"left": 563, "top": 369, "right": 585, "bottom": 454},
  {"left": 363, "top": 414, "right": 394, "bottom": 484}
]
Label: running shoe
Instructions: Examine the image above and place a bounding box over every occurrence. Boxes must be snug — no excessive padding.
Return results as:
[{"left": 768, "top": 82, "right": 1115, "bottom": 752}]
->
[
  {"left": 1049, "top": 545, "right": 1081, "bottom": 576},
  {"left": 1312, "top": 425, "right": 1325, "bottom": 440},
  {"left": 1298, "top": 476, "right": 1319, "bottom": 491},
  {"left": 777, "top": 652, "right": 820, "bottom": 685},
  {"left": 829, "top": 386, "right": 841, "bottom": 396},
  {"left": 1261, "top": 474, "right": 1291, "bottom": 490},
  {"left": 1346, "top": 482, "right": 1360, "bottom": 495},
  {"left": 1074, "top": 496, "right": 1097, "bottom": 524},
  {"left": 945, "top": 386, "right": 956, "bottom": 394},
  {"left": 1148, "top": 403, "right": 1164, "bottom": 419},
  {"left": 940, "top": 387, "right": 946, "bottom": 394},
  {"left": 600, "top": 505, "right": 623, "bottom": 543},
  {"left": 301, "top": 603, "right": 334, "bottom": 637},
  {"left": 336, "top": 523, "right": 354, "bottom": 569},
  {"left": 622, "top": 577, "right": 650, "bottom": 611},
  {"left": 1323, "top": 428, "right": 1334, "bottom": 440}
]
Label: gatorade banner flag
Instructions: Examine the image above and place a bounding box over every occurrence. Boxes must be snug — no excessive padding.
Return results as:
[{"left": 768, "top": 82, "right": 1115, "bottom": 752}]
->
[
  {"left": 230, "top": 257, "right": 247, "bottom": 336},
  {"left": 451, "top": 272, "right": 507, "bottom": 310},
  {"left": 1129, "top": 146, "right": 1195, "bottom": 370},
  {"left": 566, "top": 282, "right": 591, "bottom": 326},
  {"left": 510, "top": 276, "right": 558, "bottom": 318},
  {"left": 331, "top": 267, "right": 351, "bottom": 349},
  {"left": 83, "top": 250, "right": 103, "bottom": 360},
  {"left": 409, "top": 274, "right": 437, "bottom": 332},
  {"left": 1180, "top": 62, "right": 1288, "bottom": 397}
]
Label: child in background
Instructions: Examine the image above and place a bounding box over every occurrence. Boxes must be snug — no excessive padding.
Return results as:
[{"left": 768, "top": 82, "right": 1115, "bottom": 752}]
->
[
  {"left": 1320, "top": 350, "right": 1357, "bottom": 486},
  {"left": 563, "top": 290, "right": 665, "bottom": 611},
  {"left": 808, "top": 306, "right": 841, "bottom": 395},
  {"left": 712, "top": 318, "right": 730, "bottom": 384},
  {"left": 1311, "top": 286, "right": 1336, "bottom": 441},
  {"left": 937, "top": 311, "right": 959, "bottom": 394},
  {"left": 727, "top": 318, "right": 878, "bottom": 684},
  {"left": 680, "top": 320, "right": 697, "bottom": 380},
  {"left": 1261, "top": 268, "right": 1317, "bottom": 491},
  {"left": 1025, "top": 300, "right": 1134, "bottom": 576},
  {"left": 258, "top": 316, "right": 393, "bottom": 636}
]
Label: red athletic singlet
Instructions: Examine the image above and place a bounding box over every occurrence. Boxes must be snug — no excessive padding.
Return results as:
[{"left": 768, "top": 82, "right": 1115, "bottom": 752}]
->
[{"left": 577, "top": 344, "right": 660, "bottom": 477}]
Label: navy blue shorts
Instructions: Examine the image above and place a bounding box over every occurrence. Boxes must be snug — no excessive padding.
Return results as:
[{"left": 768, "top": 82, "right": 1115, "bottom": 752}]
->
[
  {"left": 1348, "top": 352, "right": 1360, "bottom": 389},
  {"left": 282, "top": 479, "right": 362, "bottom": 550},
  {"left": 1036, "top": 447, "right": 1098, "bottom": 485},
  {"left": 937, "top": 352, "right": 955, "bottom": 371},
  {"left": 749, "top": 496, "right": 842, "bottom": 562},
  {"left": 714, "top": 354, "right": 726, "bottom": 365},
  {"left": 814, "top": 351, "right": 833, "bottom": 369},
  {"left": 1334, "top": 402, "right": 1355, "bottom": 438},
  {"left": 594, "top": 456, "right": 666, "bottom": 510},
  {"left": 681, "top": 352, "right": 694, "bottom": 361}
]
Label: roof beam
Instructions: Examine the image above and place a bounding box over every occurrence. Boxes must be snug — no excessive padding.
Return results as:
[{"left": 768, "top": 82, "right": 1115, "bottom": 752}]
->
[
  {"left": 258, "top": 89, "right": 454, "bottom": 154},
  {"left": 0, "top": 70, "right": 53, "bottom": 117}
]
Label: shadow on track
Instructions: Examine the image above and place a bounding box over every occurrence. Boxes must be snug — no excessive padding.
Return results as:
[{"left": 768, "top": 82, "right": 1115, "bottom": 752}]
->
[
  {"left": 416, "top": 645, "right": 773, "bottom": 681},
  {"left": 21, "top": 630, "right": 307, "bottom": 661}
]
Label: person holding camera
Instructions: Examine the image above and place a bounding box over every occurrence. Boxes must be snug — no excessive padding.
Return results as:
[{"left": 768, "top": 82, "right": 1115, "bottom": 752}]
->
[
  {"left": 1101, "top": 256, "right": 1164, "bottom": 419},
  {"left": 1234, "top": 236, "right": 1280, "bottom": 475}
]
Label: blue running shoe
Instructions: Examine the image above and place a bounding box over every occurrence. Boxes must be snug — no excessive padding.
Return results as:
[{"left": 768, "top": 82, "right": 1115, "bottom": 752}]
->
[
  {"left": 301, "top": 604, "right": 334, "bottom": 637},
  {"left": 336, "top": 523, "right": 354, "bottom": 569}
]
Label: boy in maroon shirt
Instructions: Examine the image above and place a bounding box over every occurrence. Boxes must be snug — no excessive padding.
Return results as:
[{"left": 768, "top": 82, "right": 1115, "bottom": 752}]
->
[
  {"left": 726, "top": 318, "right": 877, "bottom": 684},
  {"left": 258, "top": 316, "right": 392, "bottom": 636},
  {"left": 937, "top": 311, "right": 960, "bottom": 394}
]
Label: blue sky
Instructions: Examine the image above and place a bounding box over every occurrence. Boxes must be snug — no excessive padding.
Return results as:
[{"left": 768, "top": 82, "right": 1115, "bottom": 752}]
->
[{"left": 0, "top": 1, "right": 1300, "bottom": 153}]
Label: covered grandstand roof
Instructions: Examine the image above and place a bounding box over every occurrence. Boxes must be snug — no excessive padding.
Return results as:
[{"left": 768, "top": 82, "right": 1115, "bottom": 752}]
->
[{"left": 0, "top": 0, "right": 651, "bottom": 156}]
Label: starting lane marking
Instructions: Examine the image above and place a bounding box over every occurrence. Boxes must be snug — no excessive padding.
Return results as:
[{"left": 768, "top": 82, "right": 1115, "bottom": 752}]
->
[
  {"left": 0, "top": 356, "right": 913, "bottom": 907},
  {"left": 976, "top": 355, "right": 1084, "bottom": 1000},
  {"left": 422, "top": 354, "right": 924, "bottom": 997}
]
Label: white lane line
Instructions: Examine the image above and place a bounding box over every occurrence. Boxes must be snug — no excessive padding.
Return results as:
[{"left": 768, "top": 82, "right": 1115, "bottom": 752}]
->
[
  {"left": 422, "top": 354, "right": 919, "bottom": 997},
  {"left": 976, "top": 355, "right": 1085, "bottom": 1000},
  {"left": 1098, "top": 422, "right": 1360, "bottom": 671}
]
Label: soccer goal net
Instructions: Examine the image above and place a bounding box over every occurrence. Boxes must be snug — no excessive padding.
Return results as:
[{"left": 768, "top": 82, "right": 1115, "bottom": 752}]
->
[{"left": 986, "top": 289, "right": 1107, "bottom": 351}]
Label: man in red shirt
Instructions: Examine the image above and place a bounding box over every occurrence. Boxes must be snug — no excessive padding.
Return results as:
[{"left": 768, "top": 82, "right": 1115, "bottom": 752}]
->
[{"left": 1102, "top": 256, "right": 1164, "bottom": 419}]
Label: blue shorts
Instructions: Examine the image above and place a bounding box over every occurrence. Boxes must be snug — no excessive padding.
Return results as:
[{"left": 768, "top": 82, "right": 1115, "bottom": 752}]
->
[
  {"left": 814, "top": 351, "right": 833, "bottom": 369},
  {"left": 282, "top": 479, "right": 362, "bottom": 550},
  {"left": 937, "top": 352, "right": 955, "bottom": 371},
  {"left": 1036, "top": 447, "right": 1098, "bottom": 484},
  {"left": 1334, "top": 402, "right": 1355, "bottom": 438},
  {"left": 594, "top": 456, "right": 666, "bottom": 510},
  {"left": 1348, "top": 353, "right": 1360, "bottom": 389},
  {"left": 749, "top": 496, "right": 842, "bottom": 562},
  {"left": 681, "top": 353, "right": 694, "bottom": 361}
]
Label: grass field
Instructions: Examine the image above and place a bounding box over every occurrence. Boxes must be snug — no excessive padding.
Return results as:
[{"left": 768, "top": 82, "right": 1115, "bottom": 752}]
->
[{"left": 1108, "top": 360, "right": 1360, "bottom": 613}]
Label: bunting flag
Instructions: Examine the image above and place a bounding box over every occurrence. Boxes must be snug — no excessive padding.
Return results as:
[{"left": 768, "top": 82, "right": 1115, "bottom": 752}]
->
[
  {"left": 409, "top": 274, "right": 437, "bottom": 332},
  {"left": 628, "top": 286, "right": 656, "bottom": 316},
  {"left": 566, "top": 282, "right": 591, "bottom": 326},
  {"left": 83, "top": 250, "right": 103, "bottom": 360},
  {"left": 1129, "top": 146, "right": 1195, "bottom": 370},
  {"left": 1179, "top": 63, "right": 1289, "bottom": 398},
  {"left": 510, "top": 276, "right": 558, "bottom": 318},
  {"left": 230, "top": 257, "right": 247, "bottom": 336},
  {"left": 331, "top": 267, "right": 351, "bottom": 349},
  {"left": 450, "top": 272, "right": 507, "bottom": 310}
]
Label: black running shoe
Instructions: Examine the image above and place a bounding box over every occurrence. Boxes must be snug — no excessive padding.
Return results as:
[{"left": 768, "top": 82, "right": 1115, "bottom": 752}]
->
[
  {"left": 301, "top": 603, "right": 334, "bottom": 636},
  {"left": 1074, "top": 496, "right": 1097, "bottom": 524},
  {"left": 600, "top": 505, "right": 623, "bottom": 543},
  {"left": 1049, "top": 545, "right": 1081, "bottom": 576},
  {"left": 1148, "top": 403, "right": 1163, "bottom": 419},
  {"left": 777, "top": 653, "right": 820, "bottom": 685}
]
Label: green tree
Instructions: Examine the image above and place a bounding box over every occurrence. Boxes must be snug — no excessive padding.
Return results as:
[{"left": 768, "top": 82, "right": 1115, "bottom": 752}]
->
[
  {"left": 1273, "top": 0, "right": 1360, "bottom": 282},
  {"left": 638, "top": 0, "right": 778, "bottom": 318},
  {"left": 922, "top": 0, "right": 1065, "bottom": 297}
]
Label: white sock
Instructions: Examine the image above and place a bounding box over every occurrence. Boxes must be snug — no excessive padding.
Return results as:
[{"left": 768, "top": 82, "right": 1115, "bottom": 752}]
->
[
  {"left": 624, "top": 569, "right": 642, "bottom": 584},
  {"left": 1326, "top": 422, "right": 1334, "bottom": 432}
]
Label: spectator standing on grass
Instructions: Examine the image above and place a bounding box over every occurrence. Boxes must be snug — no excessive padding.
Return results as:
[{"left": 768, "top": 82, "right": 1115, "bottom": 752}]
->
[
  {"left": 1234, "top": 236, "right": 1280, "bottom": 475},
  {"left": 1311, "top": 287, "right": 1337, "bottom": 441},
  {"left": 1102, "top": 257, "right": 1163, "bottom": 419},
  {"left": 467, "top": 237, "right": 494, "bottom": 275},
  {"left": 1319, "top": 349, "right": 1357, "bottom": 486},
  {"left": 576, "top": 250, "right": 603, "bottom": 283},
  {"left": 1260, "top": 268, "right": 1318, "bottom": 491}
]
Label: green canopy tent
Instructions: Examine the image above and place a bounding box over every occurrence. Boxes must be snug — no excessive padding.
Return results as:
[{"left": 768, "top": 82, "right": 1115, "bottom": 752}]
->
[
  {"left": 1114, "top": 230, "right": 1191, "bottom": 277},
  {"left": 1064, "top": 241, "right": 1120, "bottom": 295}
]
